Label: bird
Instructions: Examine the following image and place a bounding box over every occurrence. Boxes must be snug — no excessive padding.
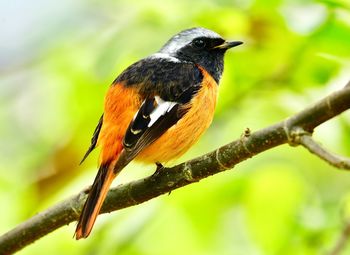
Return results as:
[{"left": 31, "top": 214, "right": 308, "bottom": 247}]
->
[{"left": 75, "top": 27, "right": 242, "bottom": 239}]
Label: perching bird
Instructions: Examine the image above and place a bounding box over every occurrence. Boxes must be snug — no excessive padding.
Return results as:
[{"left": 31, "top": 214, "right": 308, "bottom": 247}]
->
[{"left": 75, "top": 27, "right": 242, "bottom": 239}]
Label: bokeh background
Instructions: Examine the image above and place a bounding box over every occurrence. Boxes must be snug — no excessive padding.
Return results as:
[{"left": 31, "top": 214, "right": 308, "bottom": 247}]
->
[{"left": 1, "top": 0, "right": 350, "bottom": 254}]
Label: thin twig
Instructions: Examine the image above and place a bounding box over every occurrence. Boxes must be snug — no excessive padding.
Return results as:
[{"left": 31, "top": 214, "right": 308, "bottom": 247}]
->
[
  {"left": 0, "top": 85, "right": 349, "bottom": 254},
  {"left": 299, "top": 134, "right": 350, "bottom": 170}
]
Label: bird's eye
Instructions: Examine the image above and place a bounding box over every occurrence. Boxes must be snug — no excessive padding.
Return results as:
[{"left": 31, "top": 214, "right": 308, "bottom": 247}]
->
[{"left": 192, "top": 39, "right": 206, "bottom": 49}]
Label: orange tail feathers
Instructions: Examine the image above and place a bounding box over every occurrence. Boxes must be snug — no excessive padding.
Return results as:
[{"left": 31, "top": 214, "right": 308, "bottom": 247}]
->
[{"left": 75, "top": 162, "right": 117, "bottom": 239}]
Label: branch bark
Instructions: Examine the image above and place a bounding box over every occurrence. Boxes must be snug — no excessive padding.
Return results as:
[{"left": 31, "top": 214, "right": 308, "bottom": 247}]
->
[
  {"left": 0, "top": 84, "right": 350, "bottom": 254},
  {"left": 299, "top": 134, "right": 350, "bottom": 170}
]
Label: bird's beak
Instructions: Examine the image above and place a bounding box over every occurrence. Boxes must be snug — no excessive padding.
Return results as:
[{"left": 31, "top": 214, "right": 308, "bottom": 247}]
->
[{"left": 214, "top": 41, "right": 243, "bottom": 50}]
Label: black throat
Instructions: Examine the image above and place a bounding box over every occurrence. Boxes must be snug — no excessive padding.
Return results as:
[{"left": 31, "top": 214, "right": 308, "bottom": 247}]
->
[{"left": 175, "top": 50, "right": 225, "bottom": 84}]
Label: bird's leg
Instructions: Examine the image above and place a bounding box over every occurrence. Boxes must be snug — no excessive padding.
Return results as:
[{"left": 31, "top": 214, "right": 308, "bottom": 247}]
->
[
  {"left": 152, "top": 161, "right": 165, "bottom": 177},
  {"left": 156, "top": 161, "right": 164, "bottom": 171}
]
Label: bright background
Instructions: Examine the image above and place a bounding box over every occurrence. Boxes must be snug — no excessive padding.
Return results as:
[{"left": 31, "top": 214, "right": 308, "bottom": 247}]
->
[{"left": 1, "top": 0, "right": 350, "bottom": 254}]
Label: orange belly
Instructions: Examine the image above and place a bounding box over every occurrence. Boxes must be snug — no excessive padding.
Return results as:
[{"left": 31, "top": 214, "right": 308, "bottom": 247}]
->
[{"left": 136, "top": 69, "right": 218, "bottom": 163}]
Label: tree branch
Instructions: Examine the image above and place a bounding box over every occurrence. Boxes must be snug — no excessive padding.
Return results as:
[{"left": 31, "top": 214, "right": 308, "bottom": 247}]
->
[
  {"left": 298, "top": 134, "right": 350, "bottom": 170},
  {"left": 0, "top": 84, "right": 350, "bottom": 254}
]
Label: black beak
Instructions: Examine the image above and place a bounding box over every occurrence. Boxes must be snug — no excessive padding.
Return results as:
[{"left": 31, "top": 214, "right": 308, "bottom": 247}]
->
[{"left": 214, "top": 41, "right": 243, "bottom": 50}]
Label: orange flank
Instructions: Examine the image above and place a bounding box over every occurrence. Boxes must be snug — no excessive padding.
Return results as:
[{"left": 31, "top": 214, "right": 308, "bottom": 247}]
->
[
  {"left": 137, "top": 66, "right": 218, "bottom": 163},
  {"left": 98, "top": 84, "right": 142, "bottom": 164}
]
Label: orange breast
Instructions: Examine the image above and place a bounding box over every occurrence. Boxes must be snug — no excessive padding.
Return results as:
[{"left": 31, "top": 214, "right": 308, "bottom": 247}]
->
[
  {"left": 136, "top": 68, "right": 218, "bottom": 163},
  {"left": 98, "top": 84, "right": 141, "bottom": 164}
]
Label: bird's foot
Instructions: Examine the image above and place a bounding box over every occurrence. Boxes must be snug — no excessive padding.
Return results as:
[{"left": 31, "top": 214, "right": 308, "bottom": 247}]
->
[{"left": 152, "top": 162, "right": 165, "bottom": 177}]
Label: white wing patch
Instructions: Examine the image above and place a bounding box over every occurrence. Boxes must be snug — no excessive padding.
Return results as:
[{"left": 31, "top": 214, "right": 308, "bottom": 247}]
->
[{"left": 148, "top": 96, "right": 177, "bottom": 127}]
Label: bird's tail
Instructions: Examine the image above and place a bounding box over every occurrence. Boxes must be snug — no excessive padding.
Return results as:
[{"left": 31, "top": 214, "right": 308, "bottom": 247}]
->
[{"left": 75, "top": 162, "right": 117, "bottom": 239}]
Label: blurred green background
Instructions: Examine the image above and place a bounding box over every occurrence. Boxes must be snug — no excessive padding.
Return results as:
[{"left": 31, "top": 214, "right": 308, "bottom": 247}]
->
[{"left": 1, "top": 0, "right": 350, "bottom": 254}]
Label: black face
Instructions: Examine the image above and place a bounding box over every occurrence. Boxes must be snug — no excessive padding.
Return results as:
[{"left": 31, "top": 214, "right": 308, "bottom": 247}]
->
[{"left": 175, "top": 36, "right": 228, "bottom": 83}]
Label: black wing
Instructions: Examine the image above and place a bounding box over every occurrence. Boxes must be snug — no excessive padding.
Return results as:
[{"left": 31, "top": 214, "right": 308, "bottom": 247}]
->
[
  {"left": 123, "top": 98, "right": 155, "bottom": 149},
  {"left": 123, "top": 95, "right": 190, "bottom": 160},
  {"left": 80, "top": 114, "right": 103, "bottom": 164}
]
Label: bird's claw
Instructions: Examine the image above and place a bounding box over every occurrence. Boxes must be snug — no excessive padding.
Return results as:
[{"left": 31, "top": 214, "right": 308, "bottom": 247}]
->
[{"left": 152, "top": 162, "right": 164, "bottom": 177}]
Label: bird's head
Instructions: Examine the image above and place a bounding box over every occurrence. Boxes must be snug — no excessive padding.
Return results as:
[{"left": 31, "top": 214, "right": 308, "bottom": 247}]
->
[{"left": 159, "top": 27, "right": 242, "bottom": 82}]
